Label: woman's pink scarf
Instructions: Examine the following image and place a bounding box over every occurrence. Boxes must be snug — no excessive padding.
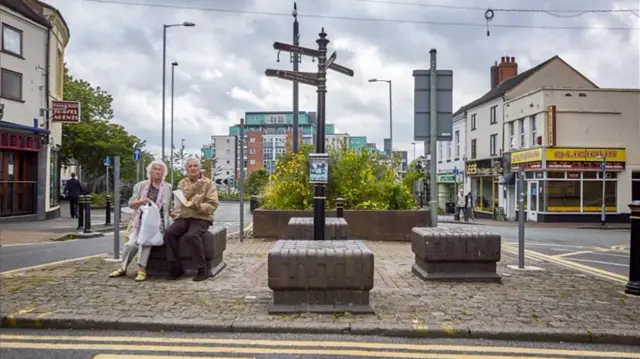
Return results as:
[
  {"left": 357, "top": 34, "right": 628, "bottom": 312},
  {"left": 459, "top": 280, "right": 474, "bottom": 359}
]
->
[{"left": 132, "top": 180, "right": 165, "bottom": 232}]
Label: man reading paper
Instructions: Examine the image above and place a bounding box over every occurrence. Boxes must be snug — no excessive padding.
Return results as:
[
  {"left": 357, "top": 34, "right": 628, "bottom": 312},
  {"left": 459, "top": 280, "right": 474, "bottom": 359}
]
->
[{"left": 164, "top": 157, "right": 219, "bottom": 281}]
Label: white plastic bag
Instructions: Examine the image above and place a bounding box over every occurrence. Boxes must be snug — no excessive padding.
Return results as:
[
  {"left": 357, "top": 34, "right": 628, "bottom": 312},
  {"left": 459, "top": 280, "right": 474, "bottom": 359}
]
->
[{"left": 136, "top": 202, "right": 164, "bottom": 246}]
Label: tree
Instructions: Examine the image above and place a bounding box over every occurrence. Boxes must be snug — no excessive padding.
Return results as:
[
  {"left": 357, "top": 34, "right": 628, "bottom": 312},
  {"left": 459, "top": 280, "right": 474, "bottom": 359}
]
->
[
  {"left": 245, "top": 169, "right": 269, "bottom": 195},
  {"left": 61, "top": 65, "right": 149, "bottom": 184}
]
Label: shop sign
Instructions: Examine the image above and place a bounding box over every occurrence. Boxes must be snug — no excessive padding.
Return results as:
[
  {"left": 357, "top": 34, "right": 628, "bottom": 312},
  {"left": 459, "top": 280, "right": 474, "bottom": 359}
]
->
[
  {"left": 511, "top": 162, "right": 542, "bottom": 171},
  {"left": 466, "top": 158, "right": 503, "bottom": 176},
  {"left": 437, "top": 174, "right": 457, "bottom": 183},
  {"left": 51, "top": 101, "right": 81, "bottom": 123},
  {"left": 511, "top": 148, "right": 543, "bottom": 164},
  {"left": 546, "top": 105, "right": 556, "bottom": 146},
  {"left": 546, "top": 148, "right": 626, "bottom": 162},
  {"left": 547, "top": 161, "right": 625, "bottom": 171}
]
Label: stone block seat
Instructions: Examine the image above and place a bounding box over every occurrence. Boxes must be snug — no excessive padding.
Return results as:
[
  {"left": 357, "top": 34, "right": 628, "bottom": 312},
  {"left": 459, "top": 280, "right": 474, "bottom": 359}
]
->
[
  {"left": 267, "top": 239, "right": 375, "bottom": 314},
  {"left": 411, "top": 227, "right": 501, "bottom": 282},
  {"left": 286, "top": 217, "right": 348, "bottom": 240},
  {"left": 147, "top": 226, "right": 227, "bottom": 277}
]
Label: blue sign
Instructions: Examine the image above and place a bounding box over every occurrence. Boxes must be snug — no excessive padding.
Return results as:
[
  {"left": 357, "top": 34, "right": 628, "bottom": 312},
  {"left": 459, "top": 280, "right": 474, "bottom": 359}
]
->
[
  {"left": 133, "top": 148, "right": 141, "bottom": 161},
  {"left": 601, "top": 162, "right": 606, "bottom": 172},
  {"left": 452, "top": 167, "right": 459, "bottom": 176},
  {"left": 104, "top": 157, "right": 111, "bottom": 166},
  {"left": 228, "top": 178, "right": 234, "bottom": 185}
]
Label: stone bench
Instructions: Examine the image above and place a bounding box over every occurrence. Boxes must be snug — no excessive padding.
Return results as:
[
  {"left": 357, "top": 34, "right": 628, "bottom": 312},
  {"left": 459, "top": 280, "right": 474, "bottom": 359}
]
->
[
  {"left": 286, "top": 217, "right": 348, "bottom": 240},
  {"left": 411, "top": 227, "right": 501, "bottom": 282},
  {"left": 267, "top": 239, "right": 375, "bottom": 314},
  {"left": 147, "top": 226, "right": 227, "bottom": 277}
]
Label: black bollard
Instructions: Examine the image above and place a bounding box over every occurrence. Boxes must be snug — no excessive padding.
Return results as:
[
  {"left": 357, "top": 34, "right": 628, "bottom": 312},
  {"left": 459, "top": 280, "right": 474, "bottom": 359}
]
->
[
  {"left": 84, "top": 194, "right": 92, "bottom": 233},
  {"left": 77, "top": 195, "right": 85, "bottom": 230},
  {"left": 625, "top": 201, "right": 640, "bottom": 296},
  {"left": 105, "top": 194, "right": 112, "bottom": 225},
  {"left": 336, "top": 197, "right": 345, "bottom": 218}
]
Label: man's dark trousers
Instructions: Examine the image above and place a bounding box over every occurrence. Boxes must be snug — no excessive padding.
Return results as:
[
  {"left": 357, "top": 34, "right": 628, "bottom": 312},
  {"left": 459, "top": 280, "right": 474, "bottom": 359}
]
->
[
  {"left": 69, "top": 196, "right": 78, "bottom": 218},
  {"left": 164, "top": 218, "right": 210, "bottom": 271}
]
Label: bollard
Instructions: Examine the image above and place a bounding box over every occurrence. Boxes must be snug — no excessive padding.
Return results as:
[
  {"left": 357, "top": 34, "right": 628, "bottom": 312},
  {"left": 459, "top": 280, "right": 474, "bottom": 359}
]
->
[
  {"left": 84, "top": 194, "right": 92, "bottom": 233},
  {"left": 105, "top": 194, "right": 112, "bottom": 225},
  {"left": 77, "top": 195, "right": 85, "bottom": 230},
  {"left": 336, "top": 197, "right": 345, "bottom": 218},
  {"left": 626, "top": 200, "right": 640, "bottom": 296}
]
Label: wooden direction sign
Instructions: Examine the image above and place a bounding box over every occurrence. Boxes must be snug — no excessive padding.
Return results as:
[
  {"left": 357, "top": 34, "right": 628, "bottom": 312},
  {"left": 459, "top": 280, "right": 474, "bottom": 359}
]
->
[
  {"left": 328, "top": 62, "right": 354, "bottom": 77},
  {"left": 265, "top": 69, "right": 320, "bottom": 87},
  {"left": 324, "top": 51, "right": 337, "bottom": 71},
  {"left": 273, "top": 42, "right": 321, "bottom": 58}
]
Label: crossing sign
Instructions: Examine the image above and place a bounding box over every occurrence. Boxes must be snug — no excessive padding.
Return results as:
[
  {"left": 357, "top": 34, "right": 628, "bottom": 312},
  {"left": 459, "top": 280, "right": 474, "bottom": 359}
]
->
[
  {"left": 452, "top": 167, "right": 459, "bottom": 176},
  {"left": 104, "top": 157, "right": 111, "bottom": 166},
  {"left": 133, "top": 148, "right": 141, "bottom": 161}
]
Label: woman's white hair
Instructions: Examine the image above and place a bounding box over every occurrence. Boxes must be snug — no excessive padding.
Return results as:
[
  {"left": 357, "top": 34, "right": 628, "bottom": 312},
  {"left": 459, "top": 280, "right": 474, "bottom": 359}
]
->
[{"left": 146, "top": 160, "right": 168, "bottom": 180}]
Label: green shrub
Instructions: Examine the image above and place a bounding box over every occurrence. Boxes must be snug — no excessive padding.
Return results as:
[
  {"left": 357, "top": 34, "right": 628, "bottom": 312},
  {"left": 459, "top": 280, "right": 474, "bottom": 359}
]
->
[
  {"left": 90, "top": 192, "right": 106, "bottom": 206},
  {"left": 261, "top": 144, "right": 416, "bottom": 210}
]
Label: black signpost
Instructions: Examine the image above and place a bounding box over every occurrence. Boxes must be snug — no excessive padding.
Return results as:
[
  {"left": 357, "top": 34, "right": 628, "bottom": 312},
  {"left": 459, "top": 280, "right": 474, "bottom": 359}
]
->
[{"left": 266, "top": 28, "right": 354, "bottom": 241}]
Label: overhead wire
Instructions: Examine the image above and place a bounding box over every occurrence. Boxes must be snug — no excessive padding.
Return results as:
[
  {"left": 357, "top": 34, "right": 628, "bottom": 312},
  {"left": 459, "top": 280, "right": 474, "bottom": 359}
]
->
[{"left": 82, "top": 0, "right": 639, "bottom": 32}]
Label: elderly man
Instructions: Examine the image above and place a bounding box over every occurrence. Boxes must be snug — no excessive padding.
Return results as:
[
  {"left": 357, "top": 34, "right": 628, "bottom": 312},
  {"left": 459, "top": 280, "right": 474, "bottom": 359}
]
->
[{"left": 164, "top": 157, "right": 219, "bottom": 281}]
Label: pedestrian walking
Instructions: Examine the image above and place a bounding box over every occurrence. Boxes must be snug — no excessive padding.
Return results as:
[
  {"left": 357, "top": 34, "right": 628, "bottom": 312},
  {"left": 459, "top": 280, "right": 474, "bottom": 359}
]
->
[
  {"left": 466, "top": 191, "right": 476, "bottom": 222},
  {"left": 63, "top": 173, "right": 82, "bottom": 218},
  {"left": 456, "top": 189, "right": 466, "bottom": 221}
]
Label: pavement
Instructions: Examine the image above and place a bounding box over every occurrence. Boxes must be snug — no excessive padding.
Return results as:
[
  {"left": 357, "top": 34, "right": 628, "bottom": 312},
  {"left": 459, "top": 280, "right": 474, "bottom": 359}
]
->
[
  {"left": 0, "top": 201, "right": 251, "bottom": 247},
  {"left": 1, "top": 233, "right": 639, "bottom": 346},
  {"left": 437, "top": 214, "right": 631, "bottom": 229},
  {"left": 2, "top": 328, "right": 639, "bottom": 359}
]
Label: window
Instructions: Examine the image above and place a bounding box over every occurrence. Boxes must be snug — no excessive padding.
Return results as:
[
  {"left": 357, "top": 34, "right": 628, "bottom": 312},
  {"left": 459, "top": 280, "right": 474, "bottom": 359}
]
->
[
  {"left": 447, "top": 141, "right": 451, "bottom": 160},
  {"left": 547, "top": 181, "right": 581, "bottom": 211},
  {"left": 226, "top": 139, "right": 230, "bottom": 143},
  {"left": 249, "top": 137, "right": 256, "bottom": 143},
  {"left": 2, "top": 23, "right": 22, "bottom": 57},
  {"left": 249, "top": 148, "right": 256, "bottom": 154},
  {"left": 49, "top": 150, "right": 61, "bottom": 207},
  {"left": 583, "top": 180, "right": 617, "bottom": 212},
  {"left": 490, "top": 106, "right": 497, "bottom": 124},
  {"left": 530, "top": 115, "right": 538, "bottom": 145},
  {"left": 518, "top": 119, "right": 525, "bottom": 148},
  {"left": 508, "top": 122, "right": 515, "bottom": 149},
  {"left": 249, "top": 159, "right": 256, "bottom": 165},
  {"left": 454, "top": 130, "right": 460, "bottom": 158},
  {"left": 1, "top": 68, "right": 23, "bottom": 101},
  {"left": 471, "top": 114, "right": 477, "bottom": 130},
  {"left": 489, "top": 134, "right": 497, "bottom": 156},
  {"left": 470, "top": 139, "right": 477, "bottom": 159}
]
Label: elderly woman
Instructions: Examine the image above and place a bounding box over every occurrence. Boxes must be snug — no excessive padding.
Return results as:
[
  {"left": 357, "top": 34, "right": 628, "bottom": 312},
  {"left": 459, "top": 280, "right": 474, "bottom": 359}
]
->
[{"left": 109, "top": 160, "right": 173, "bottom": 281}]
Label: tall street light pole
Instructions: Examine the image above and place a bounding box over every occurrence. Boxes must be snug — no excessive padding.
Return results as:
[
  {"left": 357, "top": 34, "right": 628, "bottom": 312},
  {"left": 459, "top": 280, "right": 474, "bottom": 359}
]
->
[
  {"left": 170, "top": 61, "right": 178, "bottom": 188},
  {"left": 412, "top": 142, "right": 416, "bottom": 162},
  {"left": 368, "top": 79, "right": 393, "bottom": 157},
  {"left": 292, "top": 2, "right": 301, "bottom": 153},
  {"left": 162, "top": 21, "right": 195, "bottom": 162}
]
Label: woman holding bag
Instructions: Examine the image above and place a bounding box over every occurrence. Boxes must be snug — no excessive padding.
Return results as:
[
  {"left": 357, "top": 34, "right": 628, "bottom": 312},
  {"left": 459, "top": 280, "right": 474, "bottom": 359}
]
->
[{"left": 108, "top": 160, "right": 172, "bottom": 281}]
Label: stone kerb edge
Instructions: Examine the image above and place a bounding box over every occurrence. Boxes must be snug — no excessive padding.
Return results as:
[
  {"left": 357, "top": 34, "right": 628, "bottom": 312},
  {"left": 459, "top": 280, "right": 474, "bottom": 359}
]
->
[{"left": 2, "top": 313, "right": 639, "bottom": 345}]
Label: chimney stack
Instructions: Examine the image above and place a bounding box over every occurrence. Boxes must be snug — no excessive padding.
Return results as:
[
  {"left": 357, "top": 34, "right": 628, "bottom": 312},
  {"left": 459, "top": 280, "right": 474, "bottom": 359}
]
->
[{"left": 490, "top": 56, "right": 518, "bottom": 88}]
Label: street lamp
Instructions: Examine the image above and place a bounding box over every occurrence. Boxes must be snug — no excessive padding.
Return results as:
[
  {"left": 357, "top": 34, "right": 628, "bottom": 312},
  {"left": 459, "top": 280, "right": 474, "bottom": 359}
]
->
[
  {"left": 412, "top": 142, "right": 416, "bottom": 162},
  {"left": 368, "top": 79, "right": 393, "bottom": 157},
  {"left": 161, "top": 22, "right": 195, "bottom": 162},
  {"left": 170, "top": 61, "right": 178, "bottom": 188}
]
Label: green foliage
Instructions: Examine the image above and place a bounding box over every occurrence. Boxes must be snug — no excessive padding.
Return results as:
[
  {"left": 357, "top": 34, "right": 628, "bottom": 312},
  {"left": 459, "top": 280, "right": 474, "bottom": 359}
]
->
[
  {"left": 245, "top": 169, "right": 269, "bottom": 195},
  {"left": 89, "top": 192, "right": 106, "bottom": 206},
  {"left": 60, "top": 65, "right": 150, "bottom": 183},
  {"left": 261, "top": 144, "right": 416, "bottom": 210},
  {"left": 402, "top": 159, "right": 424, "bottom": 191}
]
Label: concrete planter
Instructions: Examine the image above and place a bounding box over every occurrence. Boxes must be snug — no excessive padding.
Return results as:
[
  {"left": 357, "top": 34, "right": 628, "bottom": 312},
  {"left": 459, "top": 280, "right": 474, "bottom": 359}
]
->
[{"left": 253, "top": 208, "right": 432, "bottom": 241}]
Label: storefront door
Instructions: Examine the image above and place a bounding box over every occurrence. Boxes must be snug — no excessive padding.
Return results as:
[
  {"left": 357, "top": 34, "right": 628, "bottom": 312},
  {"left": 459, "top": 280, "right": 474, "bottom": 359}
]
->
[{"left": 527, "top": 181, "right": 539, "bottom": 221}]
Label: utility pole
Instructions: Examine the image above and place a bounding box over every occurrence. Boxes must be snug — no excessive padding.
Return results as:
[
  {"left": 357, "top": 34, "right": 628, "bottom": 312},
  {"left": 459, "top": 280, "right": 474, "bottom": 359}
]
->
[
  {"left": 428, "top": 49, "right": 438, "bottom": 227},
  {"left": 292, "top": 2, "right": 300, "bottom": 153},
  {"left": 239, "top": 118, "right": 245, "bottom": 242}
]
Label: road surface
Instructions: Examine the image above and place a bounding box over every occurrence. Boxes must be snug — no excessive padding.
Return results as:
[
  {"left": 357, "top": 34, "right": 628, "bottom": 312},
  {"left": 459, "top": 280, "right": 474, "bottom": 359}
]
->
[
  {"left": 1, "top": 329, "right": 639, "bottom": 359},
  {"left": 440, "top": 221, "right": 631, "bottom": 280},
  {"left": 0, "top": 202, "right": 251, "bottom": 273}
]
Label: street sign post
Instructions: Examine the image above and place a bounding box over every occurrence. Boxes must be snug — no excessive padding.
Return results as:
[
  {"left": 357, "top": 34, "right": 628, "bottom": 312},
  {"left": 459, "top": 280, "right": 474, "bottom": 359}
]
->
[
  {"left": 133, "top": 148, "right": 141, "bottom": 182},
  {"left": 104, "top": 157, "right": 111, "bottom": 167},
  {"left": 266, "top": 28, "right": 354, "bottom": 241}
]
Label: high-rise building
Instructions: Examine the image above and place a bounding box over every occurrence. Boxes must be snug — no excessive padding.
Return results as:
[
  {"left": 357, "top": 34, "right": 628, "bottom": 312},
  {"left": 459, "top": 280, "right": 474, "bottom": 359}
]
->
[{"left": 209, "top": 135, "right": 237, "bottom": 181}]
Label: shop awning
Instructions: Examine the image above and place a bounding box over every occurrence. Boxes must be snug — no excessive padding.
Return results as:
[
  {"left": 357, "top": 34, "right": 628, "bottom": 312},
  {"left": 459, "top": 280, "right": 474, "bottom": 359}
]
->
[{"left": 0, "top": 120, "right": 50, "bottom": 135}]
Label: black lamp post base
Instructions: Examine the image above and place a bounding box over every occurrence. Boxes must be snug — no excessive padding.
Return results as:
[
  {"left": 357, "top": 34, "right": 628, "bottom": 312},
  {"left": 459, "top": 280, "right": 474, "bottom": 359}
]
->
[{"left": 625, "top": 281, "right": 640, "bottom": 296}]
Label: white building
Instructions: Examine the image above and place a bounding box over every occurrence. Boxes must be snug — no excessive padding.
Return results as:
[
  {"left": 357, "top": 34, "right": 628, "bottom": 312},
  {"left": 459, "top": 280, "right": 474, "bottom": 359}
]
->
[
  {"left": 435, "top": 112, "right": 466, "bottom": 209},
  {"left": 326, "top": 133, "right": 349, "bottom": 150},
  {"left": 458, "top": 55, "right": 598, "bottom": 219},
  {"left": 211, "top": 135, "right": 236, "bottom": 182},
  {"left": 504, "top": 88, "right": 640, "bottom": 223},
  {"left": 0, "top": 0, "right": 69, "bottom": 222}
]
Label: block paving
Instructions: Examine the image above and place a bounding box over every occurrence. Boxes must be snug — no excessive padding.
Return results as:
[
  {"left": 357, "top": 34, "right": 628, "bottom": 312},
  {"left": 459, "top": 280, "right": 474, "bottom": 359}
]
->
[{"left": 1, "top": 234, "right": 639, "bottom": 339}]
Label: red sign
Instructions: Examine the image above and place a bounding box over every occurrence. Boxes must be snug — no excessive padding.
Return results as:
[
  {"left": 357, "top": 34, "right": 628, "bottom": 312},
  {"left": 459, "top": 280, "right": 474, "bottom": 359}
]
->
[
  {"left": 0, "top": 133, "right": 42, "bottom": 151},
  {"left": 51, "top": 100, "right": 81, "bottom": 123}
]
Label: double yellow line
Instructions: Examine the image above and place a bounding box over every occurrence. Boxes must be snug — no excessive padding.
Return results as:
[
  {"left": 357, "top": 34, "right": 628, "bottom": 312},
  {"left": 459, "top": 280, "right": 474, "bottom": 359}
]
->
[
  {"left": 502, "top": 244, "right": 628, "bottom": 284},
  {"left": 1, "top": 334, "right": 640, "bottom": 359}
]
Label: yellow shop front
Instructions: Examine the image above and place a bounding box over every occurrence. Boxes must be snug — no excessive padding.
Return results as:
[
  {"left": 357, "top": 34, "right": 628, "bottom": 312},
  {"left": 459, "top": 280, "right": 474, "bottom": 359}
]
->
[{"left": 509, "top": 147, "right": 627, "bottom": 223}]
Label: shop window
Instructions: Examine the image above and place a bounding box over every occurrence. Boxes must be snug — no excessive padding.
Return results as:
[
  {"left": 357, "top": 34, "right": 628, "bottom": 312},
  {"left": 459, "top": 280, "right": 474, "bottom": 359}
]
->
[
  {"left": 583, "top": 172, "right": 598, "bottom": 179},
  {"left": 49, "top": 150, "right": 61, "bottom": 207},
  {"left": 583, "top": 181, "right": 617, "bottom": 212},
  {"left": 547, "top": 181, "right": 581, "bottom": 212}
]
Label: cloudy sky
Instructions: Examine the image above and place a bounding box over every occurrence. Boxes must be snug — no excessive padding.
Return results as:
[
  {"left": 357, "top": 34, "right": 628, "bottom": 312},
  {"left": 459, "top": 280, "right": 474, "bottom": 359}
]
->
[{"left": 48, "top": 0, "right": 639, "bottom": 161}]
